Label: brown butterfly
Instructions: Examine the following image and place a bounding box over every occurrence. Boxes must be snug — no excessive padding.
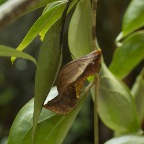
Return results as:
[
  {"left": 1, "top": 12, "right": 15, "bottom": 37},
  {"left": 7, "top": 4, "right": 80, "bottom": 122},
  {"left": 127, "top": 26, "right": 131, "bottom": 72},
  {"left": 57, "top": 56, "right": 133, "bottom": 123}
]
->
[{"left": 44, "top": 49, "right": 102, "bottom": 114}]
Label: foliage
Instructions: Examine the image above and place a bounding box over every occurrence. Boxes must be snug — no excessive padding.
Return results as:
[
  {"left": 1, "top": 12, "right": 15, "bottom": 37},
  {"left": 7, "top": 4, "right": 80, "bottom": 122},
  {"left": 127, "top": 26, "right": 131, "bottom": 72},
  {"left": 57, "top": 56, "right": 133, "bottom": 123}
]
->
[
  {"left": 8, "top": 87, "right": 87, "bottom": 144},
  {"left": 0, "top": 0, "right": 144, "bottom": 143}
]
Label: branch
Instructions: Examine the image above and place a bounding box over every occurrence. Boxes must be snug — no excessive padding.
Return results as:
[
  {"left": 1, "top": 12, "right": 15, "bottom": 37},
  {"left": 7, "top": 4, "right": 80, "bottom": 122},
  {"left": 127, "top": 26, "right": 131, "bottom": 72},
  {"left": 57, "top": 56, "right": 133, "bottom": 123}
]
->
[
  {"left": 92, "top": 0, "right": 98, "bottom": 50},
  {"left": 0, "top": 0, "right": 37, "bottom": 29},
  {"left": 92, "top": 0, "right": 99, "bottom": 143}
]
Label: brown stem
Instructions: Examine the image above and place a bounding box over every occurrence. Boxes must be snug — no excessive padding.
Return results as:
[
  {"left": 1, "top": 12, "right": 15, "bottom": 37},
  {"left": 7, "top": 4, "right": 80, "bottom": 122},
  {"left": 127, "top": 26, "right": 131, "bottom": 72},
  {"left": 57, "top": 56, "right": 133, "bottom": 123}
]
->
[
  {"left": 0, "top": 0, "right": 36, "bottom": 29},
  {"left": 91, "top": 0, "right": 99, "bottom": 143},
  {"left": 94, "top": 73, "right": 99, "bottom": 144},
  {"left": 92, "top": 0, "right": 98, "bottom": 50}
]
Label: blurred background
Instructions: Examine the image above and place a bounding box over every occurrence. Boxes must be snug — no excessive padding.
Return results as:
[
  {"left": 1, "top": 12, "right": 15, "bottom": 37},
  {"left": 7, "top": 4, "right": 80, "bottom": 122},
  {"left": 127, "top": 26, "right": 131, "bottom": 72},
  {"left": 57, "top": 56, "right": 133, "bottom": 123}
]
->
[{"left": 1, "top": 0, "right": 140, "bottom": 143}]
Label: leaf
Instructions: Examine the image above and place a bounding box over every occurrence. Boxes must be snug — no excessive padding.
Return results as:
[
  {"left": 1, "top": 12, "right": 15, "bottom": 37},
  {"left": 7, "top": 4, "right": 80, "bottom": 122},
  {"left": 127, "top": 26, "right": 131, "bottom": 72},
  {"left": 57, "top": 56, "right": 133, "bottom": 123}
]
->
[
  {"left": 33, "top": 0, "right": 59, "bottom": 9},
  {"left": 118, "top": 0, "right": 144, "bottom": 39},
  {"left": 40, "top": 0, "right": 80, "bottom": 40},
  {"left": 8, "top": 87, "right": 86, "bottom": 144},
  {"left": 0, "top": 45, "right": 37, "bottom": 65},
  {"left": 68, "top": 0, "right": 92, "bottom": 58},
  {"left": 11, "top": 1, "right": 66, "bottom": 62},
  {"left": 109, "top": 32, "right": 144, "bottom": 79},
  {"left": 39, "top": 1, "right": 66, "bottom": 40},
  {"left": 105, "top": 135, "right": 144, "bottom": 144},
  {"left": 32, "top": 20, "right": 62, "bottom": 142},
  {"left": 131, "top": 68, "right": 144, "bottom": 124},
  {"left": 24, "top": 0, "right": 63, "bottom": 14},
  {"left": 98, "top": 63, "right": 140, "bottom": 134}
]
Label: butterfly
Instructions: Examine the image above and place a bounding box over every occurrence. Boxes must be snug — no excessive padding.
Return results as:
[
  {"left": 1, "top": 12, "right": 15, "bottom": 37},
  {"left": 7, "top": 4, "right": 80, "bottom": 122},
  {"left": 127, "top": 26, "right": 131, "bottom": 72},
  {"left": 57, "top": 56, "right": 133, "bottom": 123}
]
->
[{"left": 44, "top": 49, "right": 102, "bottom": 114}]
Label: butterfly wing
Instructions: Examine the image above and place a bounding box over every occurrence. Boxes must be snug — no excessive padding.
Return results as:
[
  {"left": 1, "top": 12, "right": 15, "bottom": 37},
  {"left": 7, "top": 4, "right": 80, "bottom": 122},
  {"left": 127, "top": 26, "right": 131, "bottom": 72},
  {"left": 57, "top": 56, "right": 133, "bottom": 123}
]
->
[
  {"left": 44, "top": 49, "right": 102, "bottom": 114},
  {"left": 56, "top": 50, "right": 101, "bottom": 91}
]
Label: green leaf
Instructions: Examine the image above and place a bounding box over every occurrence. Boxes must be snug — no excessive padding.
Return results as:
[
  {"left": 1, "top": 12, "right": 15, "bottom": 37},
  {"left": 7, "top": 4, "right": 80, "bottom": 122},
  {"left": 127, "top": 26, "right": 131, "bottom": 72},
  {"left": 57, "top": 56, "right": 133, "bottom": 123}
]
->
[
  {"left": 25, "top": 0, "right": 63, "bottom": 14},
  {"left": 40, "top": 0, "right": 79, "bottom": 40},
  {"left": 0, "top": 45, "right": 37, "bottom": 65},
  {"left": 8, "top": 87, "right": 86, "bottom": 144},
  {"left": 98, "top": 63, "right": 140, "bottom": 134},
  {"left": 105, "top": 135, "right": 144, "bottom": 144},
  {"left": 68, "top": 0, "right": 92, "bottom": 58},
  {"left": 120, "top": 0, "right": 144, "bottom": 38},
  {"left": 109, "top": 32, "right": 144, "bottom": 79},
  {"left": 34, "top": 0, "right": 59, "bottom": 9},
  {"left": 11, "top": 1, "right": 66, "bottom": 63},
  {"left": 131, "top": 68, "right": 144, "bottom": 124},
  {"left": 39, "top": 1, "right": 66, "bottom": 40},
  {"left": 42, "top": 0, "right": 67, "bottom": 14},
  {"left": 32, "top": 20, "right": 62, "bottom": 142}
]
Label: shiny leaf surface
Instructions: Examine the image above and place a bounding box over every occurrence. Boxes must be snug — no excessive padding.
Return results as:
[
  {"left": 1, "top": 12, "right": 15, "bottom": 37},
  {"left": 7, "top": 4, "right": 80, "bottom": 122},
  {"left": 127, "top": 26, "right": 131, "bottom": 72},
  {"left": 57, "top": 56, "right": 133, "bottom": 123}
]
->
[
  {"left": 8, "top": 87, "right": 86, "bottom": 144},
  {"left": 68, "top": 0, "right": 92, "bottom": 58},
  {"left": 32, "top": 20, "right": 62, "bottom": 142},
  {"left": 131, "top": 69, "right": 144, "bottom": 124},
  {"left": 98, "top": 64, "right": 140, "bottom": 133},
  {"left": 0, "top": 45, "right": 37, "bottom": 65},
  {"left": 110, "top": 32, "right": 144, "bottom": 79}
]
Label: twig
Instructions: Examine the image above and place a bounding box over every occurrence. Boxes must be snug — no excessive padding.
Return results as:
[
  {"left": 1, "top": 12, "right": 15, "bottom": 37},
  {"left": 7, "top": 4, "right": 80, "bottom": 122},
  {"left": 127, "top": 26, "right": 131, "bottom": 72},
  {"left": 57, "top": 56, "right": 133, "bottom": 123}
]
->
[
  {"left": 84, "top": 80, "right": 95, "bottom": 94},
  {"left": 0, "top": 0, "right": 36, "bottom": 29},
  {"left": 94, "top": 74, "right": 99, "bottom": 144},
  {"left": 92, "top": 0, "right": 98, "bottom": 50},
  {"left": 91, "top": 0, "right": 99, "bottom": 143}
]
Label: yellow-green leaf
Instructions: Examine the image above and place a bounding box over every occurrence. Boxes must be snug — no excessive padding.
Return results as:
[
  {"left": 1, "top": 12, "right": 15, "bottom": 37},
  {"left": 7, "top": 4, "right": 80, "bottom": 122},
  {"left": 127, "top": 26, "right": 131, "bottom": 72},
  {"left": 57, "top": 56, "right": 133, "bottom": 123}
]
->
[{"left": 32, "top": 20, "right": 62, "bottom": 142}]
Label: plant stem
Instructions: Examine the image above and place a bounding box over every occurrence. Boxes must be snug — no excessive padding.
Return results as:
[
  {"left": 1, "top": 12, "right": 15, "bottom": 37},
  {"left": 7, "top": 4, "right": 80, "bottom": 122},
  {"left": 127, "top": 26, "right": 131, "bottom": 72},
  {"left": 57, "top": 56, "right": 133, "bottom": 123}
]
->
[
  {"left": 91, "top": 0, "right": 99, "bottom": 142},
  {"left": 0, "top": 0, "right": 36, "bottom": 29},
  {"left": 92, "top": 0, "right": 98, "bottom": 50},
  {"left": 94, "top": 74, "right": 99, "bottom": 144}
]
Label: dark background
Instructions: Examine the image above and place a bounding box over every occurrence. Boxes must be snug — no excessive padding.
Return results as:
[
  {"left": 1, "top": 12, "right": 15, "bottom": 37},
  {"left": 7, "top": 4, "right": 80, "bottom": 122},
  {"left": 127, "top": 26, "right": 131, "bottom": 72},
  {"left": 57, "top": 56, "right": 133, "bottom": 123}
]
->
[{"left": 0, "top": 0, "right": 132, "bottom": 143}]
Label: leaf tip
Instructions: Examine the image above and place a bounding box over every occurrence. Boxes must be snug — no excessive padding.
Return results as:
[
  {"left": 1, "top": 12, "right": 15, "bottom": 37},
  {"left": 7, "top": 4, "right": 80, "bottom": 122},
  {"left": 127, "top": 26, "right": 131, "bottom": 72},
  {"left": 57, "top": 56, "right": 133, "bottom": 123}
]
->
[{"left": 11, "top": 56, "right": 16, "bottom": 65}]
